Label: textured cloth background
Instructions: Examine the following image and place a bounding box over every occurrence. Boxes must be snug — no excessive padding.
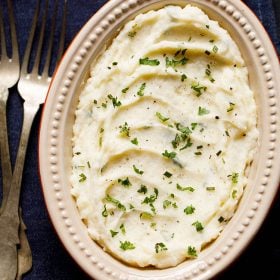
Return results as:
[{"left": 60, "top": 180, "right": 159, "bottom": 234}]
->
[{"left": 0, "top": 0, "right": 279, "bottom": 279}]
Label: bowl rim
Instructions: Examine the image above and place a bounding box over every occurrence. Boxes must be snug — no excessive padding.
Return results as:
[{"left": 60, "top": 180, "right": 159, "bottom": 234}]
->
[{"left": 39, "top": 0, "right": 280, "bottom": 279}]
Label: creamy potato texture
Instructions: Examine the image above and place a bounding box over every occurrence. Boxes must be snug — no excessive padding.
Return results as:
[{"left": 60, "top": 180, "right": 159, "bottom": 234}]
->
[{"left": 71, "top": 5, "right": 258, "bottom": 268}]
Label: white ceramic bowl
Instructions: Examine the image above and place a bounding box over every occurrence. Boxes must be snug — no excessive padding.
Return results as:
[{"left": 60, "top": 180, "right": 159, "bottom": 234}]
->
[{"left": 39, "top": 0, "right": 280, "bottom": 279}]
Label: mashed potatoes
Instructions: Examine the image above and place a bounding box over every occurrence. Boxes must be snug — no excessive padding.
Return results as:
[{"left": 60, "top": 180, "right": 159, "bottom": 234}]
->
[{"left": 71, "top": 5, "right": 258, "bottom": 268}]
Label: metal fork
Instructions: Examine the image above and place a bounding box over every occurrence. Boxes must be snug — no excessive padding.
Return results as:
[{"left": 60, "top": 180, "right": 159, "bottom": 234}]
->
[
  {"left": 0, "top": 1, "right": 67, "bottom": 279},
  {"left": 0, "top": 0, "right": 19, "bottom": 214}
]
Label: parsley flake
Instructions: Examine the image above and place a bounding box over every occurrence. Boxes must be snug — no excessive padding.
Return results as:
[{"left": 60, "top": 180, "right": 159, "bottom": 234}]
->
[
  {"left": 110, "top": 230, "right": 118, "bottom": 237},
  {"left": 137, "top": 83, "right": 146, "bottom": 96},
  {"left": 139, "top": 57, "right": 160, "bottom": 66},
  {"left": 192, "top": 221, "right": 204, "bottom": 232},
  {"left": 133, "top": 165, "right": 144, "bottom": 175},
  {"left": 156, "top": 112, "right": 169, "bottom": 122},
  {"left": 155, "top": 242, "right": 168, "bottom": 253},
  {"left": 118, "top": 177, "right": 132, "bottom": 188},
  {"left": 187, "top": 246, "right": 197, "bottom": 257},
  {"left": 162, "top": 150, "right": 177, "bottom": 159},
  {"left": 184, "top": 205, "right": 195, "bottom": 215},
  {"left": 176, "top": 184, "right": 195, "bottom": 192},
  {"left": 120, "top": 241, "right": 135, "bottom": 250},
  {"left": 163, "top": 171, "right": 173, "bottom": 178},
  {"left": 79, "top": 173, "right": 87, "bottom": 182},
  {"left": 137, "top": 184, "right": 147, "bottom": 194},
  {"left": 108, "top": 94, "right": 122, "bottom": 107},
  {"left": 198, "top": 106, "right": 210, "bottom": 116},
  {"left": 191, "top": 82, "right": 207, "bottom": 97},
  {"left": 106, "top": 195, "right": 126, "bottom": 211},
  {"left": 131, "top": 138, "right": 138, "bottom": 145}
]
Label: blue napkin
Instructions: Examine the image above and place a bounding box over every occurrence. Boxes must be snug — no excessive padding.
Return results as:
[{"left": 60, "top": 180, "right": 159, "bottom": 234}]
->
[{"left": 0, "top": 1, "right": 279, "bottom": 279}]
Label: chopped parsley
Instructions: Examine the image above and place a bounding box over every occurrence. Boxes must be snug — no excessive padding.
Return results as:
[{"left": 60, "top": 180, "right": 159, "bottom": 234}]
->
[
  {"left": 120, "top": 224, "right": 126, "bottom": 234},
  {"left": 206, "top": 187, "right": 216, "bottom": 191},
  {"left": 163, "top": 200, "right": 172, "bottom": 209},
  {"left": 191, "top": 82, "right": 207, "bottom": 97},
  {"left": 137, "top": 83, "right": 146, "bottom": 96},
  {"left": 106, "top": 195, "right": 126, "bottom": 211},
  {"left": 162, "top": 150, "right": 177, "bottom": 159},
  {"left": 120, "top": 241, "right": 135, "bottom": 250},
  {"left": 140, "top": 212, "right": 153, "bottom": 220},
  {"left": 191, "top": 123, "right": 198, "bottom": 130},
  {"left": 128, "top": 31, "right": 137, "bottom": 38},
  {"left": 187, "top": 246, "right": 197, "bottom": 257},
  {"left": 232, "top": 189, "right": 237, "bottom": 199},
  {"left": 122, "top": 87, "right": 129, "bottom": 94},
  {"left": 176, "top": 184, "right": 195, "bottom": 192},
  {"left": 181, "top": 74, "right": 187, "bottom": 82},
  {"left": 133, "top": 165, "right": 144, "bottom": 175},
  {"left": 166, "top": 57, "right": 188, "bottom": 68},
  {"left": 139, "top": 57, "right": 160, "bottom": 66},
  {"left": 142, "top": 188, "right": 158, "bottom": 205},
  {"left": 198, "top": 106, "right": 210, "bottom": 116},
  {"left": 163, "top": 171, "right": 173, "bottom": 178},
  {"left": 184, "top": 205, "right": 195, "bottom": 215},
  {"left": 119, "top": 122, "right": 130, "bottom": 137},
  {"left": 131, "top": 138, "right": 138, "bottom": 145},
  {"left": 227, "top": 102, "right": 236, "bottom": 112},
  {"left": 176, "top": 123, "right": 192, "bottom": 135},
  {"left": 102, "top": 205, "right": 108, "bottom": 217},
  {"left": 156, "top": 112, "right": 169, "bottom": 122},
  {"left": 118, "top": 177, "right": 132, "bottom": 188},
  {"left": 155, "top": 242, "right": 168, "bottom": 253},
  {"left": 192, "top": 221, "right": 204, "bottom": 232},
  {"left": 110, "top": 230, "right": 118, "bottom": 237},
  {"left": 108, "top": 94, "right": 121, "bottom": 107},
  {"left": 137, "top": 184, "right": 147, "bottom": 194},
  {"left": 230, "top": 172, "right": 239, "bottom": 184},
  {"left": 79, "top": 173, "right": 87, "bottom": 182}
]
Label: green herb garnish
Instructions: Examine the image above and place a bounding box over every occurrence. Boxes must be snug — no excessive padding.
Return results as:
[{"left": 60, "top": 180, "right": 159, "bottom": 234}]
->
[
  {"left": 156, "top": 112, "right": 169, "bottom": 122},
  {"left": 79, "top": 173, "right": 87, "bottom": 182},
  {"left": 131, "top": 138, "right": 138, "bottom": 145},
  {"left": 192, "top": 221, "right": 204, "bottom": 232},
  {"left": 102, "top": 205, "right": 108, "bottom": 217},
  {"left": 198, "top": 106, "right": 210, "bottom": 116},
  {"left": 110, "top": 230, "right": 118, "bottom": 237},
  {"left": 120, "top": 241, "right": 135, "bottom": 250},
  {"left": 155, "top": 242, "right": 168, "bottom": 253},
  {"left": 176, "top": 184, "right": 195, "bottom": 192},
  {"left": 137, "top": 83, "right": 146, "bottom": 96},
  {"left": 187, "top": 246, "right": 197, "bottom": 257},
  {"left": 133, "top": 165, "right": 144, "bottom": 175},
  {"left": 118, "top": 177, "right": 131, "bottom": 188},
  {"left": 106, "top": 195, "right": 126, "bottom": 211},
  {"left": 184, "top": 205, "right": 195, "bottom": 215},
  {"left": 139, "top": 57, "right": 160, "bottom": 66},
  {"left": 191, "top": 82, "right": 207, "bottom": 97},
  {"left": 163, "top": 171, "right": 173, "bottom": 178},
  {"left": 119, "top": 122, "right": 130, "bottom": 137},
  {"left": 162, "top": 150, "right": 177, "bottom": 159},
  {"left": 108, "top": 94, "right": 122, "bottom": 107},
  {"left": 137, "top": 184, "right": 147, "bottom": 194}
]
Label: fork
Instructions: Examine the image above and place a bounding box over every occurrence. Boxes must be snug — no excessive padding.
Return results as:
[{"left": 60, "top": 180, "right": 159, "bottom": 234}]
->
[
  {"left": 0, "top": 0, "right": 67, "bottom": 279},
  {"left": 0, "top": 0, "right": 19, "bottom": 214}
]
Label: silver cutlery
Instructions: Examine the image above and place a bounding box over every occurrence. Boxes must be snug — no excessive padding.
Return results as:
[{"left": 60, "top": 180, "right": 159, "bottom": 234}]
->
[{"left": 0, "top": 0, "right": 67, "bottom": 279}]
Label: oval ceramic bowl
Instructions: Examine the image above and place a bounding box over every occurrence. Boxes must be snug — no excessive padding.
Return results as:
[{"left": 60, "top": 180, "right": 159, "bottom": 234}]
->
[{"left": 39, "top": 0, "right": 280, "bottom": 279}]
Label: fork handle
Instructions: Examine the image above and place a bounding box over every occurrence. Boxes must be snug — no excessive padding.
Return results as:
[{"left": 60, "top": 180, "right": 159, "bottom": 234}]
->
[
  {"left": 0, "top": 85, "right": 13, "bottom": 214},
  {"left": 1, "top": 101, "right": 39, "bottom": 220}
]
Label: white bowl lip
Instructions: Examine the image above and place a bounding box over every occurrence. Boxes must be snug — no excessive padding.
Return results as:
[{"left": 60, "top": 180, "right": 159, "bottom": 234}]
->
[{"left": 38, "top": 0, "right": 280, "bottom": 280}]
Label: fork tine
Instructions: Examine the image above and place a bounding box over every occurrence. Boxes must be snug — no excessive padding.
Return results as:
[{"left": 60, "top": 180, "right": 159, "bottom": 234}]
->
[
  {"left": 7, "top": 0, "right": 19, "bottom": 62},
  {"left": 21, "top": 0, "right": 40, "bottom": 75},
  {"left": 57, "top": 0, "right": 67, "bottom": 63},
  {"left": 42, "top": 0, "right": 58, "bottom": 78},
  {"left": 0, "top": 3, "right": 7, "bottom": 59},
  {"left": 33, "top": 0, "right": 49, "bottom": 75}
]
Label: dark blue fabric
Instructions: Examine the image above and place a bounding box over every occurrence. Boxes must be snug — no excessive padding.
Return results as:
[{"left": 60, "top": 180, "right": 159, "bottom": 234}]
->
[{"left": 0, "top": 1, "right": 279, "bottom": 279}]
